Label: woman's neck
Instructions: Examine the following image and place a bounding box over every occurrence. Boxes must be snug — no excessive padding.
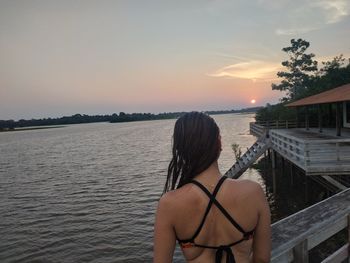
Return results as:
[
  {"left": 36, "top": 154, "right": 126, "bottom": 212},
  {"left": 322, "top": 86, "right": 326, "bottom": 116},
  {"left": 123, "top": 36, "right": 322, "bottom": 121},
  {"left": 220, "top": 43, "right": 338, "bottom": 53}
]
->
[{"left": 194, "top": 161, "right": 222, "bottom": 186}]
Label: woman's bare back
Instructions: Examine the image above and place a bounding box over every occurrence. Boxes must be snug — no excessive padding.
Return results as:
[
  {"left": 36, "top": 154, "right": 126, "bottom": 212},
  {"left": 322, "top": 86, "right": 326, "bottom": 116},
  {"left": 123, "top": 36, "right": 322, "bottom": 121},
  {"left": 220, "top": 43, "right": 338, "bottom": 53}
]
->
[{"left": 160, "top": 177, "right": 269, "bottom": 262}]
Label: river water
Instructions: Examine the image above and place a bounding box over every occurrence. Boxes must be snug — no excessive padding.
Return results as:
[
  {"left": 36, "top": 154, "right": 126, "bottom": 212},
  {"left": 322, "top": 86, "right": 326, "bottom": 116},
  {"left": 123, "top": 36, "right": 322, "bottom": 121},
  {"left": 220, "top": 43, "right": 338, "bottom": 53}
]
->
[{"left": 0, "top": 113, "right": 324, "bottom": 262}]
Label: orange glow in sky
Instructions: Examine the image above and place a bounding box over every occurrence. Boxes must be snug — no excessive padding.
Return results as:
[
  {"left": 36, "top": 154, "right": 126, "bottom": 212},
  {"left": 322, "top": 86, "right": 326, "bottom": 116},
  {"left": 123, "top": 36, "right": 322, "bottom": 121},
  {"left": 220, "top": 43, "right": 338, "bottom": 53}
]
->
[{"left": 1, "top": 1, "right": 349, "bottom": 120}]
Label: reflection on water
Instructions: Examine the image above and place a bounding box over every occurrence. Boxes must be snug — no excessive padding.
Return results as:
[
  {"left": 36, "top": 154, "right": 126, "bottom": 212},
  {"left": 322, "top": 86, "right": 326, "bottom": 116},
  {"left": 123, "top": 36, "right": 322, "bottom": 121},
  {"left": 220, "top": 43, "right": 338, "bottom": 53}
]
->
[{"left": 0, "top": 114, "right": 335, "bottom": 262}]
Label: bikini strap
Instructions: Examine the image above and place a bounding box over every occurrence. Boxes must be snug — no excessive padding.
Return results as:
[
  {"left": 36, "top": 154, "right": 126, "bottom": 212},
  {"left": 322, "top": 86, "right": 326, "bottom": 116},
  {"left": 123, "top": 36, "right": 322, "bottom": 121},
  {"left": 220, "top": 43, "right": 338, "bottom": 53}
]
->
[
  {"left": 191, "top": 176, "right": 247, "bottom": 235},
  {"left": 182, "top": 176, "right": 227, "bottom": 242}
]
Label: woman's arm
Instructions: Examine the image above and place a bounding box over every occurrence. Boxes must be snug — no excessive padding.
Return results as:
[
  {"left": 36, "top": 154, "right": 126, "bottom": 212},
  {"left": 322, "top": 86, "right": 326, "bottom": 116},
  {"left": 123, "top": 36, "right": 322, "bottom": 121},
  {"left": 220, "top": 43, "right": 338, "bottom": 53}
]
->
[
  {"left": 153, "top": 195, "right": 176, "bottom": 263},
  {"left": 251, "top": 185, "right": 271, "bottom": 263}
]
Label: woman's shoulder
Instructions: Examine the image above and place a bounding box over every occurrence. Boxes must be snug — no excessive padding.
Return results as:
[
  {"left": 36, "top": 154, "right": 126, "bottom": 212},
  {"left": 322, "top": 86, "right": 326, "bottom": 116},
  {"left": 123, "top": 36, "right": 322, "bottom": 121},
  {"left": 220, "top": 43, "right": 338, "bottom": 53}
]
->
[
  {"left": 157, "top": 184, "right": 200, "bottom": 226},
  {"left": 158, "top": 184, "right": 195, "bottom": 208},
  {"left": 226, "top": 177, "right": 262, "bottom": 190},
  {"left": 225, "top": 178, "right": 265, "bottom": 199}
]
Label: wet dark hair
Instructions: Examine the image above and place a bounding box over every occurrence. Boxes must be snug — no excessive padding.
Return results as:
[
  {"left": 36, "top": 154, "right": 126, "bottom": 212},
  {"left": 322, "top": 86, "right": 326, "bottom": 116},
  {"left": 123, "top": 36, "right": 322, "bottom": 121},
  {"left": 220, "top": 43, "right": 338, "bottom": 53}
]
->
[{"left": 163, "top": 112, "right": 220, "bottom": 193}]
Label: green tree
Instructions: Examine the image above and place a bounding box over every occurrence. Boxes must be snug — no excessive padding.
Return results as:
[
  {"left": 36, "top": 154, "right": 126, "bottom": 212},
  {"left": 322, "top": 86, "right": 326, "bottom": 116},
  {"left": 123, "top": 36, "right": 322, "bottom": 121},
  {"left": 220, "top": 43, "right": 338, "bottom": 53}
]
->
[
  {"left": 320, "top": 54, "right": 348, "bottom": 74},
  {"left": 272, "top": 38, "right": 318, "bottom": 101},
  {"left": 299, "top": 55, "right": 350, "bottom": 98}
]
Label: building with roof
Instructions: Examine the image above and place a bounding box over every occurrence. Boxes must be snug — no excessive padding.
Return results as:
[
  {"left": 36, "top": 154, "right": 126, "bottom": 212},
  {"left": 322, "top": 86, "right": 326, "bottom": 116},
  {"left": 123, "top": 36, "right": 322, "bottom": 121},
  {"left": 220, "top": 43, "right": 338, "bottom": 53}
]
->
[
  {"left": 226, "top": 83, "right": 350, "bottom": 182},
  {"left": 286, "top": 83, "right": 350, "bottom": 135}
]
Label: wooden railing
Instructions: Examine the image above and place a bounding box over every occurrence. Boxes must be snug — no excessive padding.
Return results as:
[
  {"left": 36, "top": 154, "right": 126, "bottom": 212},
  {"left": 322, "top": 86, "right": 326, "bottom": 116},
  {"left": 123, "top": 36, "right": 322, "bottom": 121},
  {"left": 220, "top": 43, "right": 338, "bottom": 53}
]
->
[
  {"left": 269, "top": 129, "right": 306, "bottom": 169},
  {"left": 249, "top": 122, "right": 350, "bottom": 261},
  {"left": 270, "top": 129, "right": 350, "bottom": 175},
  {"left": 225, "top": 135, "right": 271, "bottom": 179},
  {"left": 249, "top": 122, "right": 266, "bottom": 137},
  {"left": 251, "top": 120, "right": 319, "bottom": 130},
  {"left": 253, "top": 120, "right": 299, "bottom": 129},
  {"left": 305, "top": 139, "right": 350, "bottom": 164},
  {"left": 250, "top": 122, "right": 350, "bottom": 174},
  {"left": 250, "top": 121, "right": 302, "bottom": 137},
  {"left": 271, "top": 188, "right": 350, "bottom": 262}
]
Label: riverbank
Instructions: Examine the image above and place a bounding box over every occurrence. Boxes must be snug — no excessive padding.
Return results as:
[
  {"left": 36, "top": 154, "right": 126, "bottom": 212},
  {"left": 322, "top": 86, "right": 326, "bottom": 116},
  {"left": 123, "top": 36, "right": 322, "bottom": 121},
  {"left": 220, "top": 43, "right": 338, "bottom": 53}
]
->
[
  {"left": 0, "top": 126, "right": 65, "bottom": 132},
  {"left": 0, "top": 106, "right": 262, "bottom": 130}
]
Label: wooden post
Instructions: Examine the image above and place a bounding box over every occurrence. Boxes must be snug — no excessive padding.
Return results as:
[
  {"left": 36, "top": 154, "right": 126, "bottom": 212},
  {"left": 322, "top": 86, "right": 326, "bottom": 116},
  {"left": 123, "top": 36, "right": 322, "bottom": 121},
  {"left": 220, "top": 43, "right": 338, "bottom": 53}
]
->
[
  {"left": 290, "top": 163, "right": 294, "bottom": 186},
  {"left": 272, "top": 167, "right": 277, "bottom": 195},
  {"left": 271, "top": 150, "right": 276, "bottom": 168},
  {"left": 263, "top": 151, "right": 267, "bottom": 193},
  {"left": 293, "top": 239, "right": 309, "bottom": 262},
  {"left": 318, "top": 104, "right": 322, "bottom": 133},
  {"left": 305, "top": 143, "right": 310, "bottom": 168},
  {"left": 348, "top": 215, "right": 350, "bottom": 263},
  {"left": 305, "top": 106, "right": 309, "bottom": 130},
  {"left": 296, "top": 107, "right": 300, "bottom": 128},
  {"left": 336, "top": 143, "right": 340, "bottom": 161},
  {"left": 328, "top": 103, "right": 333, "bottom": 127},
  {"left": 336, "top": 102, "right": 341, "bottom": 136},
  {"left": 305, "top": 175, "right": 308, "bottom": 205}
]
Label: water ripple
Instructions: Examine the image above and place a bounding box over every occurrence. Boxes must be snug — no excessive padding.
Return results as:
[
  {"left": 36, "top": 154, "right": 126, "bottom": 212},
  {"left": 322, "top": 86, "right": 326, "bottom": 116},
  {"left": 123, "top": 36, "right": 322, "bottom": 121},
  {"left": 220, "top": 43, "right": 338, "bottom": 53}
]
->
[{"left": 0, "top": 114, "right": 259, "bottom": 262}]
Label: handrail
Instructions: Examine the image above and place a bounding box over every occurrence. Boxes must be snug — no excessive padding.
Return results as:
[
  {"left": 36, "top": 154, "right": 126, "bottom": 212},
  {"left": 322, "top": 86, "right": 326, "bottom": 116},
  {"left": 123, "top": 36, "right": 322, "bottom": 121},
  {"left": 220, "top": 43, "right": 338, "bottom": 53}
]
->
[
  {"left": 301, "top": 138, "right": 350, "bottom": 144},
  {"left": 252, "top": 121, "right": 350, "bottom": 143},
  {"left": 250, "top": 121, "right": 350, "bottom": 171},
  {"left": 270, "top": 129, "right": 306, "bottom": 145},
  {"left": 225, "top": 135, "right": 271, "bottom": 179},
  {"left": 271, "top": 189, "right": 350, "bottom": 262},
  {"left": 252, "top": 120, "right": 319, "bottom": 129},
  {"left": 270, "top": 129, "right": 350, "bottom": 171}
]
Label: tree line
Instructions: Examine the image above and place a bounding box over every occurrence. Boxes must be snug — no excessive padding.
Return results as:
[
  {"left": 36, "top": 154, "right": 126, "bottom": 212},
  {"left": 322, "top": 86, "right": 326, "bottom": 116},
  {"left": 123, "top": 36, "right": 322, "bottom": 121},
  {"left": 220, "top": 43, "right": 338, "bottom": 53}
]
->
[{"left": 0, "top": 107, "right": 261, "bottom": 130}]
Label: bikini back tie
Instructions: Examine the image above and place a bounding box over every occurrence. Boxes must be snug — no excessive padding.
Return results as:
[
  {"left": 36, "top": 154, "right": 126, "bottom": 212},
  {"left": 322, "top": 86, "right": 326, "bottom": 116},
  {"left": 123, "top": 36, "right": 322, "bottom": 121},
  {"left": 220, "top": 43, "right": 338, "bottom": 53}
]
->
[{"left": 177, "top": 176, "right": 255, "bottom": 263}]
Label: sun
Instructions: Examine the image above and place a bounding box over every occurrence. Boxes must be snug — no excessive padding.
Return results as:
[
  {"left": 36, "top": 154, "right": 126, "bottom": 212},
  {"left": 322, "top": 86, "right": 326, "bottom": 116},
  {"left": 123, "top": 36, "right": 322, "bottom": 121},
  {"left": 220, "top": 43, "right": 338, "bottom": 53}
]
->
[{"left": 250, "top": 99, "right": 256, "bottom": 104}]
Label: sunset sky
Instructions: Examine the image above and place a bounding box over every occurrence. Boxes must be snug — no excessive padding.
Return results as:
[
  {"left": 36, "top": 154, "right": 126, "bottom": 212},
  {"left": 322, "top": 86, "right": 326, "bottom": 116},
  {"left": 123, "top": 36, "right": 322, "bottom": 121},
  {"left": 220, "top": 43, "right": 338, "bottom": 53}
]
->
[{"left": 1, "top": 0, "right": 349, "bottom": 120}]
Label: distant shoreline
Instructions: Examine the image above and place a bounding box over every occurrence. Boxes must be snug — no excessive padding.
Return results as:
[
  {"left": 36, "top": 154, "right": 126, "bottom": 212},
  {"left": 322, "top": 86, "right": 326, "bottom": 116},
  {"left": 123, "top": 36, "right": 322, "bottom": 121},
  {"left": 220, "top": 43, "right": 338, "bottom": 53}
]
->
[
  {"left": 0, "top": 107, "right": 261, "bottom": 130},
  {"left": 0, "top": 126, "right": 65, "bottom": 133}
]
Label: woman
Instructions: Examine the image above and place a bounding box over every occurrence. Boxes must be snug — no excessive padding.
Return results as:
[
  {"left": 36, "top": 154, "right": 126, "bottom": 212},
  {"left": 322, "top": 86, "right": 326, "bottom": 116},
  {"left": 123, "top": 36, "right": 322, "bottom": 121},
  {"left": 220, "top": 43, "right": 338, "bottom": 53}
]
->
[{"left": 154, "top": 112, "right": 271, "bottom": 263}]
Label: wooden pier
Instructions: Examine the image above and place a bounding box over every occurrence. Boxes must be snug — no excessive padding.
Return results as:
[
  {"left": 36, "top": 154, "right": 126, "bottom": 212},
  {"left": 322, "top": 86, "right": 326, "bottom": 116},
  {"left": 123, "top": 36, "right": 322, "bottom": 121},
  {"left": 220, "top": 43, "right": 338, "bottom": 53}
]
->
[
  {"left": 238, "top": 120, "right": 350, "bottom": 261},
  {"left": 271, "top": 188, "right": 350, "bottom": 262},
  {"left": 250, "top": 121, "right": 350, "bottom": 176},
  {"left": 220, "top": 118, "right": 350, "bottom": 262},
  {"left": 240, "top": 86, "right": 350, "bottom": 261}
]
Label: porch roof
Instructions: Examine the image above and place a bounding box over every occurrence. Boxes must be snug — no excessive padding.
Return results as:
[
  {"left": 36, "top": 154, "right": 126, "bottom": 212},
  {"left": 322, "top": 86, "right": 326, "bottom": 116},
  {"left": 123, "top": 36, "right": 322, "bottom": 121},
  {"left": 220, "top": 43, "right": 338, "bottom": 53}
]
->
[{"left": 286, "top": 83, "right": 350, "bottom": 107}]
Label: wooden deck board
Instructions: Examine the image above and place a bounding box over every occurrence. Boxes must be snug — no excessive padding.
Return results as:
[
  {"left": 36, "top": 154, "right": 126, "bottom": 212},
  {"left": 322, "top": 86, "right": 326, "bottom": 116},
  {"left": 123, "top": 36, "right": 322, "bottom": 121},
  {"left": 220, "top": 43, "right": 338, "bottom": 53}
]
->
[
  {"left": 275, "top": 128, "right": 350, "bottom": 140},
  {"left": 250, "top": 123, "right": 350, "bottom": 175},
  {"left": 271, "top": 189, "right": 350, "bottom": 262},
  {"left": 270, "top": 128, "right": 350, "bottom": 175}
]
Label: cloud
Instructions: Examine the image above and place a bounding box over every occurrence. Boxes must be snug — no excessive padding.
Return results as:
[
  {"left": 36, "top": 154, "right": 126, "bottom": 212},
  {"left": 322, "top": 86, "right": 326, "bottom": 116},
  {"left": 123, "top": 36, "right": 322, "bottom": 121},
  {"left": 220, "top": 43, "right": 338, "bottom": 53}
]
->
[
  {"left": 314, "top": 0, "right": 349, "bottom": 24},
  {"left": 275, "top": 0, "right": 349, "bottom": 35},
  {"left": 209, "top": 60, "right": 281, "bottom": 81},
  {"left": 212, "top": 53, "right": 248, "bottom": 61},
  {"left": 275, "top": 26, "right": 320, "bottom": 36}
]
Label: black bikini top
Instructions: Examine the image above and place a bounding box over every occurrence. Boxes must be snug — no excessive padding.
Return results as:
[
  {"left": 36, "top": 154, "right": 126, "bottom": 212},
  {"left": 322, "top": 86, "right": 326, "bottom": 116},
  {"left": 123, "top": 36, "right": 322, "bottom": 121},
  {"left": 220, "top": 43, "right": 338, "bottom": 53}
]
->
[{"left": 177, "top": 176, "right": 255, "bottom": 263}]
